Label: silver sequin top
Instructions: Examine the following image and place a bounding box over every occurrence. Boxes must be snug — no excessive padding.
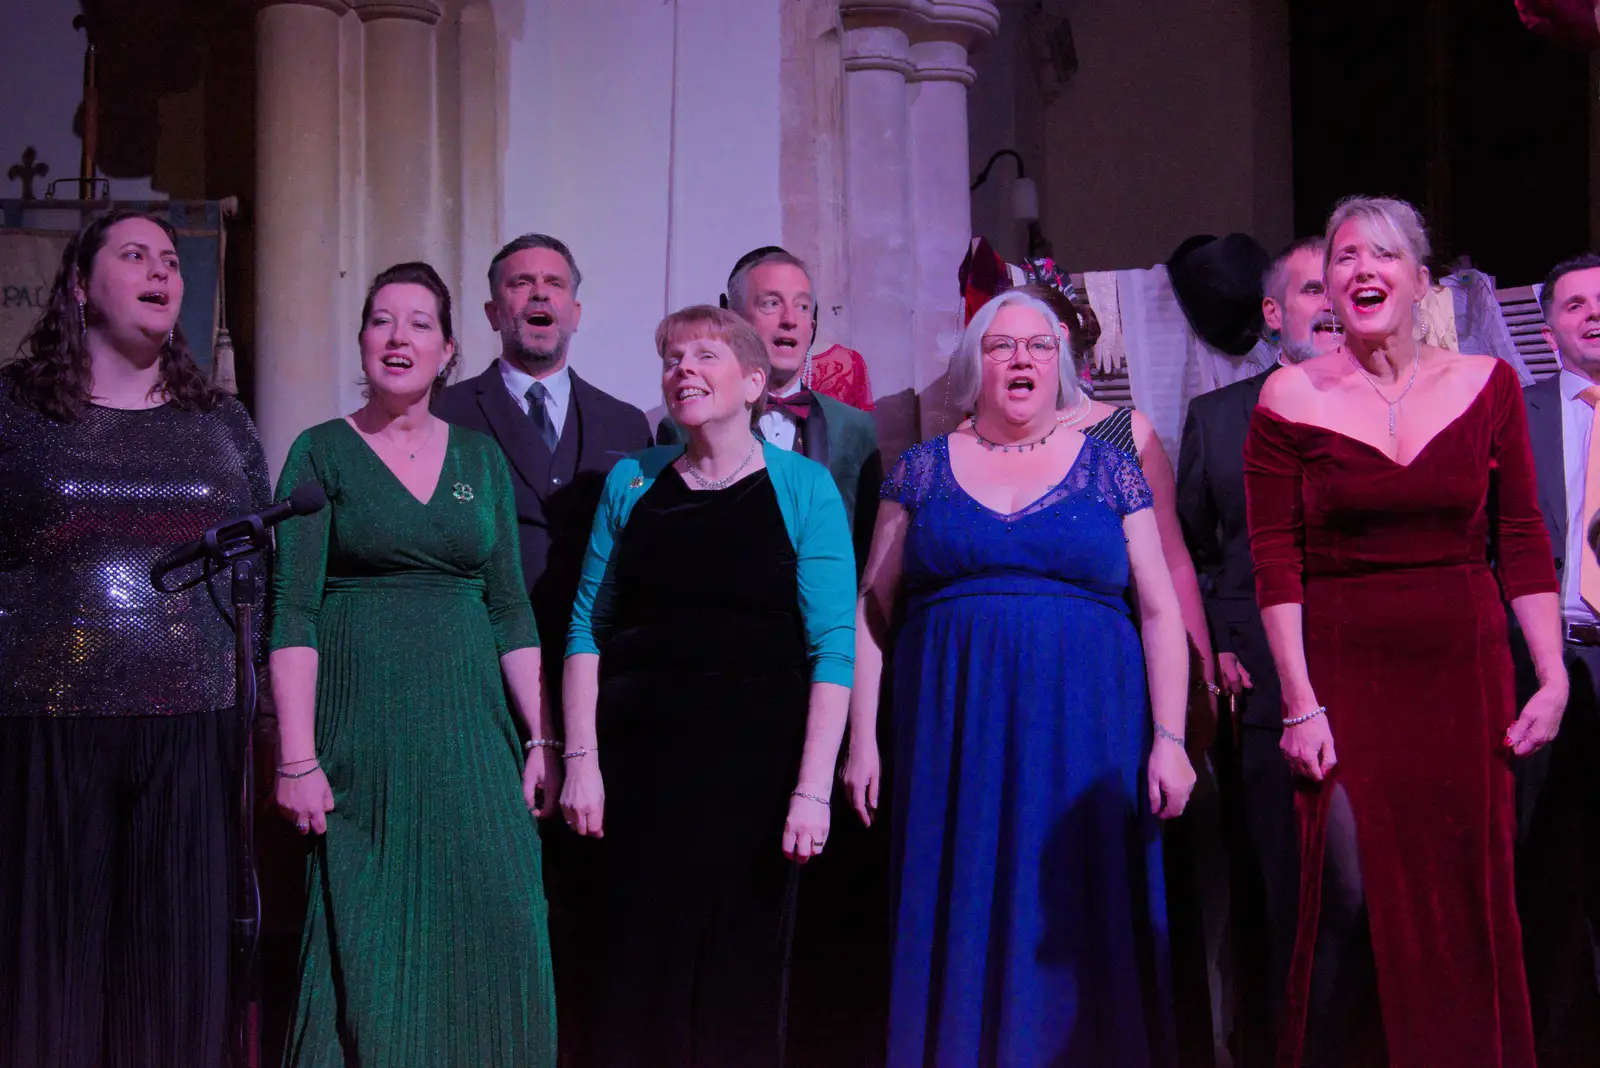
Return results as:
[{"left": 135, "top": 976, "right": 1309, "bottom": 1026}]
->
[{"left": 0, "top": 386, "right": 271, "bottom": 716}]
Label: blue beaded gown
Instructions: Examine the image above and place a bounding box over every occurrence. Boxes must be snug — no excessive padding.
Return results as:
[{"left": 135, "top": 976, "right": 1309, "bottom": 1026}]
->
[{"left": 885, "top": 434, "right": 1176, "bottom": 1068}]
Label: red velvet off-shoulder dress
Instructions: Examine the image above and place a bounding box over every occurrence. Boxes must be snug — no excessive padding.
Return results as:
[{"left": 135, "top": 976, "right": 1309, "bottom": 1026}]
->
[{"left": 1242, "top": 359, "right": 1556, "bottom": 1068}]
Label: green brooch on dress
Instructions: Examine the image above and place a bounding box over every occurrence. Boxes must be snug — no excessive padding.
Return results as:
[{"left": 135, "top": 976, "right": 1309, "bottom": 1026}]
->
[{"left": 452, "top": 482, "right": 474, "bottom": 502}]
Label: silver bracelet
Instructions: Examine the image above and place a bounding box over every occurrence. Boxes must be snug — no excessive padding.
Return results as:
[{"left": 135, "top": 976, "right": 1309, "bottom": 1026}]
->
[
  {"left": 792, "top": 790, "right": 831, "bottom": 807},
  {"left": 1282, "top": 705, "right": 1327, "bottom": 727},
  {"left": 562, "top": 746, "right": 597, "bottom": 761},
  {"left": 1155, "top": 723, "right": 1186, "bottom": 747},
  {"left": 523, "top": 738, "right": 562, "bottom": 753}
]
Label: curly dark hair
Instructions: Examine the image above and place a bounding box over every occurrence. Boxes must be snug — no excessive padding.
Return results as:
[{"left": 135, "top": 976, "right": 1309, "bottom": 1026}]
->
[
  {"left": 4, "top": 210, "right": 218, "bottom": 422},
  {"left": 358, "top": 262, "right": 460, "bottom": 401}
]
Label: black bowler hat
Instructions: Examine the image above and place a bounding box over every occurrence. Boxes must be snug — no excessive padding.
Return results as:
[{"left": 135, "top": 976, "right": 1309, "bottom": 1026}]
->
[{"left": 1166, "top": 232, "right": 1271, "bottom": 356}]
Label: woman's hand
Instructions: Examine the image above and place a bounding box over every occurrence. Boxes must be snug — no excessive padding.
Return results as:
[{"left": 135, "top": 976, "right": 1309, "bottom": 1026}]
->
[
  {"left": 840, "top": 736, "right": 881, "bottom": 828},
  {"left": 1281, "top": 707, "right": 1337, "bottom": 781},
  {"left": 559, "top": 755, "right": 605, "bottom": 838},
  {"left": 1147, "top": 737, "right": 1197, "bottom": 819},
  {"left": 277, "top": 766, "right": 335, "bottom": 836},
  {"left": 523, "top": 747, "right": 563, "bottom": 819},
  {"left": 783, "top": 789, "right": 832, "bottom": 864},
  {"left": 1506, "top": 680, "right": 1567, "bottom": 757}
]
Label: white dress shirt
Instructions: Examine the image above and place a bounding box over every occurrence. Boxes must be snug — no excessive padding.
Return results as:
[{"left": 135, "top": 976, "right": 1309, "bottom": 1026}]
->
[
  {"left": 757, "top": 376, "right": 804, "bottom": 453},
  {"left": 499, "top": 361, "right": 572, "bottom": 441},
  {"left": 1559, "top": 368, "right": 1596, "bottom": 625}
]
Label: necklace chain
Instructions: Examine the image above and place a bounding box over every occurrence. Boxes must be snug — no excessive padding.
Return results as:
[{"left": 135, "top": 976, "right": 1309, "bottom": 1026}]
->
[
  {"left": 971, "top": 419, "right": 1061, "bottom": 453},
  {"left": 1346, "top": 350, "right": 1420, "bottom": 437},
  {"left": 683, "top": 436, "right": 760, "bottom": 491},
  {"left": 374, "top": 417, "right": 438, "bottom": 460}
]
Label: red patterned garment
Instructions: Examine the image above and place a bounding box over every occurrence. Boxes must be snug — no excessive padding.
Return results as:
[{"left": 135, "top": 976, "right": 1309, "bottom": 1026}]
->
[{"left": 809, "top": 344, "right": 875, "bottom": 412}]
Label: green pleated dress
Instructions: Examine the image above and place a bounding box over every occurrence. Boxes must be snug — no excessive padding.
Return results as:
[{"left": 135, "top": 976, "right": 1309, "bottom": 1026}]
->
[{"left": 269, "top": 419, "right": 556, "bottom": 1068}]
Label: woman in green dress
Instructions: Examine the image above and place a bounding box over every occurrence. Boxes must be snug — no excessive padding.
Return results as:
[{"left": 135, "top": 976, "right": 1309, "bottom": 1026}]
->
[{"left": 269, "top": 262, "right": 559, "bottom": 1067}]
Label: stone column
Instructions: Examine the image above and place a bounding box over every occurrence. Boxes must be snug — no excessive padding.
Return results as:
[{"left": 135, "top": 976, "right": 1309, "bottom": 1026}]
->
[
  {"left": 907, "top": 36, "right": 978, "bottom": 438},
  {"left": 841, "top": 16, "right": 916, "bottom": 455},
  {"left": 255, "top": 0, "right": 349, "bottom": 476},
  {"left": 841, "top": 1, "right": 998, "bottom": 454},
  {"left": 355, "top": 1, "right": 444, "bottom": 274}
]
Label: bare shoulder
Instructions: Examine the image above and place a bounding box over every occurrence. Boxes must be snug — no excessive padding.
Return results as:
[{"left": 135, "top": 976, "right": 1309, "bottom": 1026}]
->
[
  {"left": 1436, "top": 350, "right": 1498, "bottom": 385},
  {"left": 1127, "top": 408, "right": 1168, "bottom": 462},
  {"left": 1257, "top": 359, "right": 1316, "bottom": 415}
]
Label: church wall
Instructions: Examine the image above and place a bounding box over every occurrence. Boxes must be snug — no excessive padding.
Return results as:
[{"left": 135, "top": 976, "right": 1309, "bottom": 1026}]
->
[{"left": 496, "top": 0, "right": 783, "bottom": 414}]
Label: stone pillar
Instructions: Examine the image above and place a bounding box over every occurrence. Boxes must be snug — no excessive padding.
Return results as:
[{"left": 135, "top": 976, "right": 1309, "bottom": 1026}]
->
[
  {"left": 841, "top": 17, "right": 916, "bottom": 454},
  {"left": 841, "top": 1, "right": 998, "bottom": 454},
  {"left": 355, "top": 1, "right": 444, "bottom": 275},
  {"left": 255, "top": 0, "right": 349, "bottom": 476},
  {"left": 908, "top": 36, "right": 977, "bottom": 438}
]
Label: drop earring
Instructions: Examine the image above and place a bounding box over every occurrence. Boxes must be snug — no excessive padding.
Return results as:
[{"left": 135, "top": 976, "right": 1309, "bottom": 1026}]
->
[
  {"left": 77, "top": 298, "right": 87, "bottom": 340},
  {"left": 166, "top": 328, "right": 174, "bottom": 349}
]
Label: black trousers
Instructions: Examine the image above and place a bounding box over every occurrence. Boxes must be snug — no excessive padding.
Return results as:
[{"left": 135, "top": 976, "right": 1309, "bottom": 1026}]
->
[
  {"left": 1516, "top": 643, "right": 1600, "bottom": 1062},
  {"left": 0, "top": 712, "right": 237, "bottom": 1068}
]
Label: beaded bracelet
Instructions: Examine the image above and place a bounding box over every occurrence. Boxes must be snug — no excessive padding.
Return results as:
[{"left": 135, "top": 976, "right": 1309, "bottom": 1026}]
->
[
  {"left": 523, "top": 738, "right": 563, "bottom": 753},
  {"left": 1282, "top": 705, "right": 1327, "bottom": 727},
  {"left": 1198, "top": 680, "right": 1223, "bottom": 697},
  {"left": 792, "top": 790, "right": 831, "bottom": 807}
]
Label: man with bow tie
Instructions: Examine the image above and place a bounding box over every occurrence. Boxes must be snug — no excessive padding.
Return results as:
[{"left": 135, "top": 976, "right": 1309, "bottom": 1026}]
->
[{"left": 660, "top": 247, "right": 881, "bottom": 573}]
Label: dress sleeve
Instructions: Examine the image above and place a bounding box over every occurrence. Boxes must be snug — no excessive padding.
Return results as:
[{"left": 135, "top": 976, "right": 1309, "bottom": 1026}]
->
[
  {"left": 268, "top": 431, "right": 332, "bottom": 652},
  {"left": 795, "top": 462, "right": 857, "bottom": 687},
  {"left": 1242, "top": 409, "right": 1305, "bottom": 609},
  {"left": 880, "top": 443, "right": 932, "bottom": 510},
  {"left": 565, "top": 462, "right": 632, "bottom": 658},
  {"left": 1107, "top": 446, "right": 1154, "bottom": 517},
  {"left": 1487, "top": 362, "right": 1559, "bottom": 600},
  {"left": 480, "top": 446, "right": 538, "bottom": 655}
]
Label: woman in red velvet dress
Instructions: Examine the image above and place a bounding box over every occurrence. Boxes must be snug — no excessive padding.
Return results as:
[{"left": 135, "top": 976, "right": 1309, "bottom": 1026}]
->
[{"left": 1244, "top": 195, "right": 1568, "bottom": 1068}]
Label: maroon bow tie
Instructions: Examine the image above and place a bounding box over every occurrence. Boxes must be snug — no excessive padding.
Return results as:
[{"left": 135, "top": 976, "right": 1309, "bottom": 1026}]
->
[{"left": 766, "top": 390, "right": 814, "bottom": 421}]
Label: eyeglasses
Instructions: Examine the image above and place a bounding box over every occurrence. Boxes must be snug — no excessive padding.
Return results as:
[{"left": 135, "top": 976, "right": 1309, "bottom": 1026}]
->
[{"left": 981, "top": 334, "right": 1061, "bottom": 362}]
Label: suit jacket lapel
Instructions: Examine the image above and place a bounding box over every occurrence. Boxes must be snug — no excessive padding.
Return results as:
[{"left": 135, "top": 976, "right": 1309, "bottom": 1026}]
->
[
  {"left": 476, "top": 359, "right": 554, "bottom": 499},
  {"left": 1526, "top": 376, "right": 1567, "bottom": 561},
  {"left": 802, "top": 396, "right": 831, "bottom": 471}
]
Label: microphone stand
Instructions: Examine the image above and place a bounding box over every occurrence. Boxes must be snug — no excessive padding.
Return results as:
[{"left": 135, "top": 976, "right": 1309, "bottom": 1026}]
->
[{"left": 155, "top": 521, "right": 270, "bottom": 1068}]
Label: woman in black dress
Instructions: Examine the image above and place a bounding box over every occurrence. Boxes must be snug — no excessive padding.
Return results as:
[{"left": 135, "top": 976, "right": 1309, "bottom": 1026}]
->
[
  {"left": 561, "top": 305, "right": 857, "bottom": 1067},
  {"left": 0, "top": 211, "right": 270, "bottom": 1067}
]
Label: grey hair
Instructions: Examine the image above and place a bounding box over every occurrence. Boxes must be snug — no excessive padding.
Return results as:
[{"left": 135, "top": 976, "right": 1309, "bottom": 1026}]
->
[
  {"left": 1323, "top": 196, "right": 1431, "bottom": 269},
  {"left": 727, "top": 249, "right": 811, "bottom": 313},
  {"left": 1262, "top": 236, "right": 1328, "bottom": 307},
  {"left": 947, "top": 291, "right": 1081, "bottom": 415}
]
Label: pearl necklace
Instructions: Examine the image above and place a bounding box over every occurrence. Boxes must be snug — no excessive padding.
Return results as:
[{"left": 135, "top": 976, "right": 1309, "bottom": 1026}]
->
[{"left": 682, "top": 436, "right": 759, "bottom": 490}]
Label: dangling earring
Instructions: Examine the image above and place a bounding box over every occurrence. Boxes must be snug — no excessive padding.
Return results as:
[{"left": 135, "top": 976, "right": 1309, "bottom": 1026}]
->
[
  {"left": 77, "top": 298, "right": 87, "bottom": 340},
  {"left": 800, "top": 349, "right": 813, "bottom": 391},
  {"left": 166, "top": 328, "right": 174, "bottom": 350}
]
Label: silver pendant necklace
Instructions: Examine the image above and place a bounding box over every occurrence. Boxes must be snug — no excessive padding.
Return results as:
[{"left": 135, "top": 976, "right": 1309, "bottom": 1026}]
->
[
  {"left": 683, "top": 435, "right": 759, "bottom": 490},
  {"left": 377, "top": 417, "right": 437, "bottom": 460},
  {"left": 1346, "top": 350, "right": 1420, "bottom": 437},
  {"left": 971, "top": 419, "right": 1061, "bottom": 453}
]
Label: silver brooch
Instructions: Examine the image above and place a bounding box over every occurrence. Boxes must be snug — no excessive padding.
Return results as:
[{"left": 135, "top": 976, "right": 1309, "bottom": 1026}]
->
[{"left": 452, "top": 482, "right": 474, "bottom": 502}]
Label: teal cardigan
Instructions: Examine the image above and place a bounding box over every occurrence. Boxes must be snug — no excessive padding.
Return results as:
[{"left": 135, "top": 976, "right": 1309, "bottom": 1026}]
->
[{"left": 566, "top": 443, "right": 857, "bottom": 686}]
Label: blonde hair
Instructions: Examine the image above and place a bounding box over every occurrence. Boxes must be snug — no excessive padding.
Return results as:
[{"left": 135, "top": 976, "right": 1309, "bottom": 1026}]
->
[
  {"left": 654, "top": 304, "right": 771, "bottom": 416},
  {"left": 1324, "top": 196, "right": 1431, "bottom": 269},
  {"left": 947, "top": 291, "right": 1081, "bottom": 414}
]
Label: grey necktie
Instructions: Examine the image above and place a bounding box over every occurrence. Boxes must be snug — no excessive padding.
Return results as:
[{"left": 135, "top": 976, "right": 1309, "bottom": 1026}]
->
[{"left": 525, "top": 381, "right": 558, "bottom": 453}]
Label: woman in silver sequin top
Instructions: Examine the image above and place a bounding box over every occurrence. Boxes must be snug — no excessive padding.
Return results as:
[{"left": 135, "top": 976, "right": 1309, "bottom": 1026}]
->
[{"left": 0, "top": 211, "right": 270, "bottom": 1068}]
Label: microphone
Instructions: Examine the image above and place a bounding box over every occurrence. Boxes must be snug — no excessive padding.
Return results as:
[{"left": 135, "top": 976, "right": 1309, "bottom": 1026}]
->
[{"left": 151, "top": 481, "right": 327, "bottom": 590}]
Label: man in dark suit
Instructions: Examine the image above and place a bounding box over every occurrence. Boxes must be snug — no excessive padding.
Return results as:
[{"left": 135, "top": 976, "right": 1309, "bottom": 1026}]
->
[
  {"left": 1514, "top": 252, "right": 1600, "bottom": 1060},
  {"left": 658, "top": 247, "right": 881, "bottom": 571},
  {"left": 1176, "top": 236, "right": 1341, "bottom": 1062},
  {"left": 433, "top": 232, "right": 650, "bottom": 1067}
]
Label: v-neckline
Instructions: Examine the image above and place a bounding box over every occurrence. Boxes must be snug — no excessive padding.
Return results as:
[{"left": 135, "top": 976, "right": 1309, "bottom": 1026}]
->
[
  {"left": 339, "top": 417, "right": 451, "bottom": 506},
  {"left": 942, "top": 433, "right": 1092, "bottom": 520},
  {"left": 1257, "top": 364, "right": 1499, "bottom": 471}
]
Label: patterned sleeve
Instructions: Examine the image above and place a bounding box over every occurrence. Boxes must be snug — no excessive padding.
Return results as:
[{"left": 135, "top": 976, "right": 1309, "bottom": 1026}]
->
[
  {"left": 879, "top": 441, "right": 938, "bottom": 511},
  {"left": 1107, "top": 443, "right": 1155, "bottom": 517}
]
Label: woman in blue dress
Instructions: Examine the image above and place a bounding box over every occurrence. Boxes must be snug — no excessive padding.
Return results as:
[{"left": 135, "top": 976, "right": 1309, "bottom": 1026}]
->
[{"left": 844, "top": 290, "right": 1196, "bottom": 1067}]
